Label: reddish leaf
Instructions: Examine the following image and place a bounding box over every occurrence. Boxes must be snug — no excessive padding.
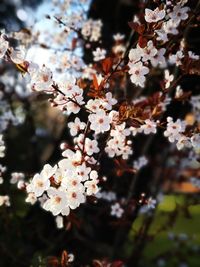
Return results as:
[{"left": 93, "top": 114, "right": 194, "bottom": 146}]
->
[
  {"left": 128, "top": 22, "right": 145, "bottom": 34},
  {"left": 137, "top": 24, "right": 145, "bottom": 35},
  {"left": 138, "top": 36, "right": 147, "bottom": 48},
  {"left": 92, "top": 74, "right": 99, "bottom": 91},
  {"left": 102, "top": 57, "right": 113, "bottom": 74},
  {"left": 128, "top": 21, "right": 137, "bottom": 29},
  {"left": 61, "top": 250, "right": 68, "bottom": 267}
]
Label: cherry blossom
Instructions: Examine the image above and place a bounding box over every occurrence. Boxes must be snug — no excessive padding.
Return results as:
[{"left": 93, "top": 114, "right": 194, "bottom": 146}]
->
[
  {"left": 43, "top": 187, "right": 70, "bottom": 216},
  {"left": 111, "top": 123, "right": 130, "bottom": 138},
  {"left": 41, "top": 164, "right": 57, "bottom": 180},
  {"left": 25, "top": 192, "right": 37, "bottom": 205},
  {"left": 10, "top": 172, "right": 25, "bottom": 184},
  {"left": 61, "top": 172, "right": 83, "bottom": 190},
  {"left": 164, "top": 117, "right": 186, "bottom": 143},
  {"left": 86, "top": 99, "right": 101, "bottom": 113},
  {"left": 144, "top": 8, "right": 165, "bottom": 23},
  {"left": 67, "top": 188, "right": 85, "bottom": 210},
  {"left": 105, "top": 123, "right": 132, "bottom": 158},
  {"left": 164, "top": 70, "right": 174, "bottom": 89},
  {"left": 97, "top": 191, "right": 116, "bottom": 202},
  {"left": 133, "top": 156, "right": 148, "bottom": 171},
  {"left": 55, "top": 215, "right": 64, "bottom": 229},
  {"left": 68, "top": 117, "right": 86, "bottom": 136},
  {"left": 88, "top": 110, "right": 111, "bottom": 134},
  {"left": 85, "top": 138, "right": 100, "bottom": 156},
  {"left": 28, "top": 173, "right": 50, "bottom": 197},
  {"left": 175, "top": 85, "right": 183, "bottom": 98},
  {"left": 93, "top": 47, "right": 106, "bottom": 61},
  {"left": 111, "top": 203, "right": 124, "bottom": 218},
  {"left": 168, "top": 4, "right": 190, "bottom": 24},
  {"left": 128, "top": 47, "right": 141, "bottom": 63},
  {"left": 140, "top": 119, "right": 157, "bottom": 135},
  {"left": 85, "top": 179, "right": 99, "bottom": 196},
  {"left": 176, "top": 136, "right": 191, "bottom": 150},
  {"left": 101, "top": 92, "right": 117, "bottom": 110},
  {"left": 81, "top": 19, "right": 102, "bottom": 42},
  {"left": 151, "top": 48, "right": 166, "bottom": 68},
  {"left": 128, "top": 61, "right": 149, "bottom": 87},
  {"left": 113, "top": 33, "right": 125, "bottom": 41},
  {"left": 62, "top": 149, "right": 82, "bottom": 166},
  {"left": 76, "top": 163, "right": 91, "bottom": 181},
  {"left": 146, "top": 197, "right": 157, "bottom": 209},
  {"left": 0, "top": 195, "right": 10, "bottom": 207},
  {"left": 188, "top": 51, "right": 199, "bottom": 60},
  {"left": 169, "top": 51, "right": 184, "bottom": 66},
  {"left": 163, "top": 19, "right": 179, "bottom": 35},
  {"left": 29, "top": 65, "right": 53, "bottom": 92},
  {"left": 141, "top": 41, "right": 157, "bottom": 62},
  {"left": 155, "top": 29, "right": 169, "bottom": 43}
]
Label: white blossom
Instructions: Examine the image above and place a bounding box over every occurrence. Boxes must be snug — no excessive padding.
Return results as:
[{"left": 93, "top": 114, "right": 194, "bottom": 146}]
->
[
  {"left": 168, "top": 4, "right": 190, "bottom": 24},
  {"left": 66, "top": 188, "right": 85, "bottom": 210},
  {"left": 140, "top": 119, "right": 157, "bottom": 135},
  {"left": 43, "top": 187, "right": 70, "bottom": 216},
  {"left": 144, "top": 8, "right": 165, "bottom": 23},
  {"left": 164, "top": 70, "right": 174, "bottom": 89},
  {"left": 85, "top": 179, "right": 99, "bottom": 195},
  {"left": 68, "top": 117, "right": 86, "bottom": 136},
  {"left": 133, "top": 156, "right": 148, "bottom": 170},
  {"left": 128, "top": 61, "right": 149, "bottom": 87},
  {"left": 29, "top": 65, "right": 53, "bottom": 92},
  {"left": 93, "top": 47, "right": 106, "bottom": 61},
  {"left": 55, "top": 215, "right": 64, "bottom": 229},
  {"left": 113, "top": 33, "right": 125, "bottom": 41},
  {"left": 111, "top": 203, "right": 124, "bottom": 218},
  {"left": 0, "top": 195, "right": 10, "bottom": 207},
  {"left": 164, "top": 117, "right": 186, "bottom": 143},
  {"left": 84, "top": 138, "right": 100, "bottom": 156},
  {"left": 88, "top": 109, "right": 111, "bottom": 134},
  {"left": 28, "top": 173, "right": 50, "bottom": 197},
  {"left": 10, "top": 172, "right": 25, "bottom": 184},
  {"left": 101, "top": 92, "right": 117, "bottom": 110},
  {"left": 25, "top": 192, "right": 37, "bottom": 205},
  {"left": 128, "top": 47, "right": 141, "bottom": 63},
  {"left": 141, "top": 41, "right": 157, "bottom": 62}
]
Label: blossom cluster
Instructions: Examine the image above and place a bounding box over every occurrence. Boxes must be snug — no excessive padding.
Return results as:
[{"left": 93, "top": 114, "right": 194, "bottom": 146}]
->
[
  {"left": 128, "top": 1, "right": 199, "bottom": 88},
  {"left": 26, "top": 152, "right": 99, "bottom": 216},
  {"left": 164, "top": 117, "right": 200, "bottom": 151},
  {"left": 0, "top": 0, "right": 199, "bottom": 225}
]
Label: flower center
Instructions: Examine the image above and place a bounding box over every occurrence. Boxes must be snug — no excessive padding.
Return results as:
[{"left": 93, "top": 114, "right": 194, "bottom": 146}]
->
[{"left": 55, "top": 196, "right": 61, "bottom": 203}]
